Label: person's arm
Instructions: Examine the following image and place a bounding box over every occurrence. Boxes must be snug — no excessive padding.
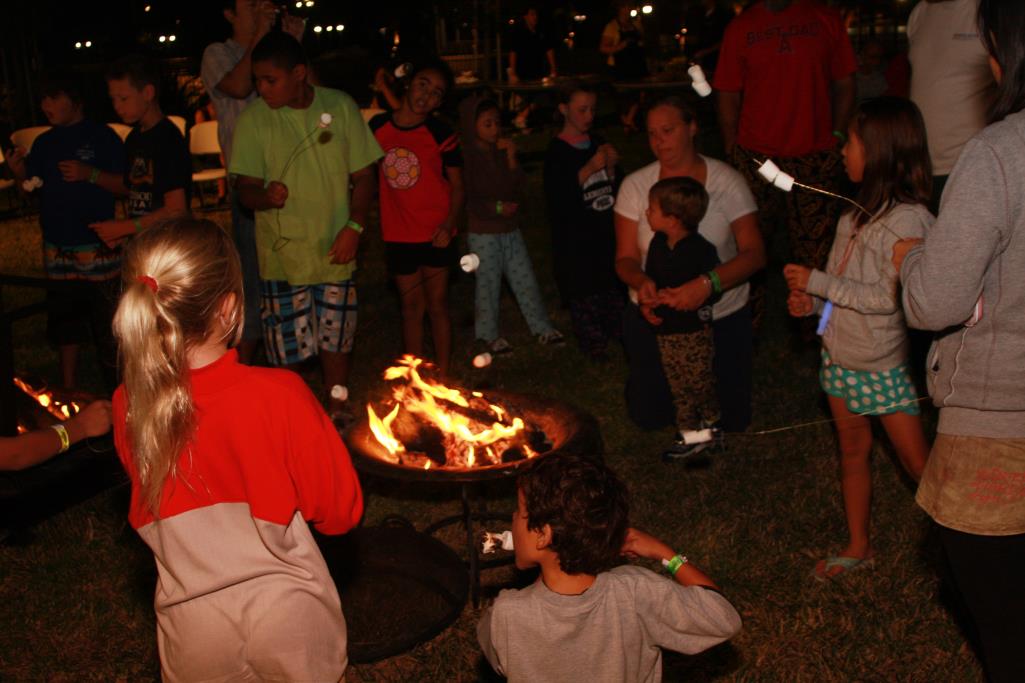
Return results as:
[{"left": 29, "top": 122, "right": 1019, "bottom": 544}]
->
[
  {"left": 831, "top": 75, "right": 856, "bottom": 139},
  {"left": 433, "top": 166, "right": 464, "bottom": 247},
  {"left": 717, "top": 91, "right": 742, "bottom": 155},
  {"left": 0, "top": 401, "right": 112, "bottom": 471},
  {"left": 546, "top": 48, "right": 557, "bottom": 77},
  {"left": 235, "top": 174, "right": 286, "bottom": 211},
  {"left": 5, "top": 146, "right": 27, "bottom": 181},
  {"left": 89, "top": 188, "right": 188, "bottom": 247},
  {"left": 622, "top": 527, "right": 719, "bottom": 589},
  {"left": 901, "top": 141, "right": 1007, "bottom": 330},
  {"left": 328, "top": 164, "right": 374, "bottom": 265},
  {"left": 56, "top": 161, "right": 127, "bottom": 196},
  {"left": 210, "top": 3, "right": 276, "bottom": 99},
  {"left": 614, "top": 212, "right": 657, "bottom": 304},
  {"left": 507, "top": 50, "right": 519, "bottom": 82},
  {"left": 599, "top": 27, "right": 622, "bottom": 56}
]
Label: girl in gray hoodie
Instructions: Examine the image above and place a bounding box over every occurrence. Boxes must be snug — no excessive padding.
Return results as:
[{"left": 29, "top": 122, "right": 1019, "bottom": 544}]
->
[{"left": 784, "top": 97, "right": 933, "bottom": 581}]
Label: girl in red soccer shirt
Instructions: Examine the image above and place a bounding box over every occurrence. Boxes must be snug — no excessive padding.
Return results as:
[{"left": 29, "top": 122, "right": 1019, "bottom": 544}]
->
[
  {"left": 369, "top": 59, "right": 464, "bottom": 374},
  {"left": 111, "top": 219, "right": 362, "bottom": 682}
]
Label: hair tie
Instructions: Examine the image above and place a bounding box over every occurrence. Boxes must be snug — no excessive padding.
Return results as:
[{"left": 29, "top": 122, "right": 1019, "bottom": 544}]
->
[{"left": 136, "top": 275, "right": 159, "bottom": 293}]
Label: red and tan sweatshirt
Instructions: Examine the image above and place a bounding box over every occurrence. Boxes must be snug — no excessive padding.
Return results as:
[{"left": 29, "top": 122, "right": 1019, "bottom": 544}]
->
[{"left": 112, "top": 349, "right": 363, "bottom": 682}]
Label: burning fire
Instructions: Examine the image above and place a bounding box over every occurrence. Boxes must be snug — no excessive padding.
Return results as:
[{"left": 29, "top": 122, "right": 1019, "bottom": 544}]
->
[
  {"left": 12, "top": 377, "right": 80, "bottom": 422},
  {"left": 367, "top": 356, "right": 541, "bottom": 469}
]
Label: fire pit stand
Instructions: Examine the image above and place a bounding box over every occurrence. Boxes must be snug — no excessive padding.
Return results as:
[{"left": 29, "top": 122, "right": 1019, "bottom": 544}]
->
[{"left": 343, "top": 389, "right": 604, "bottom": 608}]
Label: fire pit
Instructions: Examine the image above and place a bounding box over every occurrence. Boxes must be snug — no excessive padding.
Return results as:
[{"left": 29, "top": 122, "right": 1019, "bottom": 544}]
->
[
  {"left": 340, "top": 356, "right": 603, "bottom": 610},
  {"left": 346, "top": 356, "right": 602, "bottom": 483}
]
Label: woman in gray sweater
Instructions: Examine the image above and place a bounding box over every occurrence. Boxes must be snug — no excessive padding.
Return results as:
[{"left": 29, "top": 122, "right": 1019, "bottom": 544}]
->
[{"left": 893, "top": 2, "right": 1025, "bottom": 680}]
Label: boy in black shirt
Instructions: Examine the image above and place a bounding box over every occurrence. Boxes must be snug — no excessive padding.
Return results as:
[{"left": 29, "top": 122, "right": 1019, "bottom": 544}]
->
[
  {"left": 5, "top": 72, "right": 124, "bottom": 390},
  {"left": 642, "top": 177, "right": 722, "bottom": 462},
  {"left": 90, "top": 55, "right": 190, "bottom": 247}
]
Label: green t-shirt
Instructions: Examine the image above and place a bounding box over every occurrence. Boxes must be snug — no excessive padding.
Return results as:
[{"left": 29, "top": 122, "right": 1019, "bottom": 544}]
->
[{"left": 230, "top": 86, "right": 383, "bottom": 284}]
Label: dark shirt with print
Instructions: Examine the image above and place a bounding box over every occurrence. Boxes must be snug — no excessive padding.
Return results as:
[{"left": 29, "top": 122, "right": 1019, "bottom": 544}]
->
[
  {"left": 645, "top": 231, "right": 720, "bottom": 334},
  {"left": 27, "top": 119, "right": 125, "bottom": 246},
  {"left": 123, "top": 117, "right": 191, "bottom": 218}
]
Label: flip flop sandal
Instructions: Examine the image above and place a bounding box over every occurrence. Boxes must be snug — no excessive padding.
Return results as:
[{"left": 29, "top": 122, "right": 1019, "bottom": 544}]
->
[{"left": 814, "top": 555, "right": 875, "bottom": 581}]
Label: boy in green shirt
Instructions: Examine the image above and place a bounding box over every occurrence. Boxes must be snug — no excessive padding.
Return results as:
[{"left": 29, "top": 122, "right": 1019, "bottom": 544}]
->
[{"left": 231, "top": 32, "right": 382, "bottom": 421}]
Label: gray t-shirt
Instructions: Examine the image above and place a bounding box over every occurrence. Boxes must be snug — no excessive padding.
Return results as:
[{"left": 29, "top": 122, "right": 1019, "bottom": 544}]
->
[
  {"left": 477, "top": 565, "right": 741, "bottom": 683},
  {"left": 200, "top": 39, "right": 256, "bottom": 166}
]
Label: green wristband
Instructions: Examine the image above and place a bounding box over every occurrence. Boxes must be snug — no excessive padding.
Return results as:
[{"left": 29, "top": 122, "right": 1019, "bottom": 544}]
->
[
  {"left": 345, "top": 219, "right": 364, "bottom": 234},
  {"left": 496, "top": 200, "right": 503, "bottom": 216},
  {"left": 88, "top": 167, "right": 101, "bottom": 184},
  {"left": 662, "top": 554, "right": 688, "bottom": 576},
  {"left": 707, "top": 270, "right": 722, "bottom": 295},
  {"left": 132, "top": 217, "right": 143, "bottom": 232}
]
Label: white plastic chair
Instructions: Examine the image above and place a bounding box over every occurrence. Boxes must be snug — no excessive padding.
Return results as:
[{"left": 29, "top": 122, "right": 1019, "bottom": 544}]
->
[
  {"left": 107, "top": 122, "right": 132, "bottom": 142},
  {"left": 168, "top": 115, "right": 186, "bottom": 137},
  {"left": 10, "top": 126, "right": 51, "bottom": 154},
  {"left": 189, "top": 120, "right": 226, "bottom": 208}
]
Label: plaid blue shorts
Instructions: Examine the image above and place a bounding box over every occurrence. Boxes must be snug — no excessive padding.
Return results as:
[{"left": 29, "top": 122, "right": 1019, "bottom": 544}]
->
[{"left": 260, "top": 279, "right": 357, "bottom": 366}]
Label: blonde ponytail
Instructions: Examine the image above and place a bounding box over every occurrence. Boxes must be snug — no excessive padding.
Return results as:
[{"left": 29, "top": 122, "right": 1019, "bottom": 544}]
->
[{"left": 113, "top": 219, "right": 243, "bottom": 514}]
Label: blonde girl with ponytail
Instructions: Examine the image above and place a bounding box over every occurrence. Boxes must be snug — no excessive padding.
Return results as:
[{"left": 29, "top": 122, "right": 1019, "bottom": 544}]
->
[{"left": 112, "top": 218, "right": 363, "bottom": 682}]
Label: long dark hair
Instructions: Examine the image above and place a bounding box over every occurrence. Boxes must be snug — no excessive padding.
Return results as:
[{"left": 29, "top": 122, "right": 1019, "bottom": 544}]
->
[
  {"left": 978, "top": 0, "right": 1025, "bottom": 121},
  {"left": 850, "top": 96, "right": 932, "bottom": 229}
]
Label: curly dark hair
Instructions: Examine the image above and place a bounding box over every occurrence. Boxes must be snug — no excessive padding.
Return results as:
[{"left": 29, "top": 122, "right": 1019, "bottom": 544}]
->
[{"left": 518, "top": 453, "right": 629, "bottom": 575}]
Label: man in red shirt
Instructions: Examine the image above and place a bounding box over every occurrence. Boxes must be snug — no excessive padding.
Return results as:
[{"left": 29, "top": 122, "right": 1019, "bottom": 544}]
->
[{"left": 714, "top": 0, "right": 856, "bottom": 330}]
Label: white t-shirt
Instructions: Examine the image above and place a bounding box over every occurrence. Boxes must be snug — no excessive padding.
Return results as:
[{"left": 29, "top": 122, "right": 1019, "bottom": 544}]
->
[
  {"left": 908, "top": 0, "right": 996, "bottom": 176},
  {"left": 614, "top": 156, "right": 757, "bottom": 319}
]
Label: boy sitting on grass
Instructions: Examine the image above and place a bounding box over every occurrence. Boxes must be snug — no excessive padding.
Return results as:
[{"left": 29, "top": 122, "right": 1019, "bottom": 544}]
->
[{"left": 477, "top": 453, "right": 741, "bottom": 682}]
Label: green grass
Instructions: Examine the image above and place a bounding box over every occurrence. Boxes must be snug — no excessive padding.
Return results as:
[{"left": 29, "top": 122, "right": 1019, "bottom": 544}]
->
[{"left": 0, "top": 127, "right": 982, "bottom": 682}]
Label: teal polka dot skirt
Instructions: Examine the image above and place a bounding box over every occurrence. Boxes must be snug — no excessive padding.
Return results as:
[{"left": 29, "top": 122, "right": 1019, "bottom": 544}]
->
[{"left": 819, "top": 349, "right": 920, "bottom": 416}]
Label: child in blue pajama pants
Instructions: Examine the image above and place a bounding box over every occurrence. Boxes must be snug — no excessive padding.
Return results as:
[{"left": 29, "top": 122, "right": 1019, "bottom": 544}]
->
[{"left": 459, "top": 96, "right": 562, "bottom": 352}]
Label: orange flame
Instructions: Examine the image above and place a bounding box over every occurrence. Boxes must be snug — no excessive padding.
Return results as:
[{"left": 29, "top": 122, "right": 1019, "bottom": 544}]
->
[
  {"left": 367, "top": 355, "right": 538, "bottom": 469},
  {"left": 12, "top": 378, "right": 80, "bottom": 422}
]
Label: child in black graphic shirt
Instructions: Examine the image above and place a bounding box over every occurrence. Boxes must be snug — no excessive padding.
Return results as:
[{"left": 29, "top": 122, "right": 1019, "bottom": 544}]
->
[
  {"left": 642, "top": 177, "right": 722, "bottom": 462},
  {"left": 90, "top": 55, "right": 191, "bottom": 248},
  {"left": 543, "top": 83, "right": 624, "bottom": 361}
]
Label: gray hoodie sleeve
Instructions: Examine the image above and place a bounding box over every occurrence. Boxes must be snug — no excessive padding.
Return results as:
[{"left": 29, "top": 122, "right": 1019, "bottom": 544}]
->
[
  {"left": 807, "top": 210, "right": 927, "bottom": 314},
  {"left": 901, "top": 137, "right": 1010, "bottom": 330}
]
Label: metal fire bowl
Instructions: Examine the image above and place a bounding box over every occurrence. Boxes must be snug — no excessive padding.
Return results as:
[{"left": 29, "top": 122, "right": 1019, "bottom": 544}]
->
[{"left": 342, "top": 389, "right": 603, "bottom": 483}]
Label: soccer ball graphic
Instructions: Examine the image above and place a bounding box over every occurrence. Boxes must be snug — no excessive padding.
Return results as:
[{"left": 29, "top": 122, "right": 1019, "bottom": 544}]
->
[{"left": 382, "top": 147, "right": 421, "bottom": 189}]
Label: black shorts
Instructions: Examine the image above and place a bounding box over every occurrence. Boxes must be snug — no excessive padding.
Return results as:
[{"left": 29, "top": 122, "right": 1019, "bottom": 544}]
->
[{"left": 384, "top": 241, "right": 454, "bottom": 276}]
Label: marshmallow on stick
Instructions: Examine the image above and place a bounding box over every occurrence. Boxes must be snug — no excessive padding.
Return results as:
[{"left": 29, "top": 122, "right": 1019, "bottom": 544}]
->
[
  {"left": 482, "top": 530, "right": 514, "bottom": 554},
  {"left": 318, "top": 112, "right": 333, "bottom": 128},
  {"left": 679, "top": 428, "right": 713, "bottom": 445},
  {"left": 460, "top": 253, "right": 481, "bottom": 273},
  {"left": 756, "top": 159, "right": 796, "bottom": 191},
  {"left": 472, "top": 352, "right": 493, "bottom": 368},
  {"left": 687, "top": 64, "right": 712, "bottom": 98},
  {"left": 330, "top": 384, "right": 349, "bottom": 401}
]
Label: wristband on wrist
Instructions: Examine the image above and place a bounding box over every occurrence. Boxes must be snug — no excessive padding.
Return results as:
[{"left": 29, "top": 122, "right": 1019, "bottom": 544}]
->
[
  {"left": 662, "top": 554, "right": 688, "bottom": 576},
  {"left": 88, "top": 167, "right": 101, "bottom": 184},
  {"left": 344, "top": 219, "right": 364, "bottom": 234},
  {"left": 832, "top": 129, "right": 847, "bottom": 144},
  {"left": 496, "top": 200, "right": 503, "bottom": 216},
  {"left": 132, "top": 217, "right": 143, "bottom": 232},
  {"left": 706, "top": 270, "right": 722, "bottom": 295},
  {"left": 50, "top": 424, "right": 71, "bottom": 453}
]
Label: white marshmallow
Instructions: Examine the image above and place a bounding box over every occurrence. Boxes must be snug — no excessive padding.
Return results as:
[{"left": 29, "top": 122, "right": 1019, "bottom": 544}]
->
[
  {"left": 22, "top": 176, "right": 43, "bottom": 192},
  {"left": 757, "top": 160, "right": 781, "bottom": 183},
  {"left": 691, "top": 81, "right": 712, "bottom": 98},
  {"left": 318, "top": 112, "right": 333, "bottom": 128},
  {"left": 460, "top": 253, "right": 481, "bottom": 273},
  {"left": 773, "top": 172, "right": 795, "bottom": 192},
  {"left": 394, "top": 62, "right": 411, "bottom": 78},
  {"left": 472, "top": 352, "right": 492, "bottom": 368},
  {"left": 680, "top": 428, "right": 713, "bottom": 445},
  {"left": 482, "top": 530, "right": 514, "bottom": 554},
  {"left": 330, "top": 384, "right": 349, "bottom": 401},
  {"left": 687, "top": 65, "right": 711, "bottom": 97}
]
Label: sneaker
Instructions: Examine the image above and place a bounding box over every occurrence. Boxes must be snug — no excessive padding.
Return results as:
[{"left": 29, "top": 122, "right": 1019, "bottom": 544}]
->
[
  {"left": 537, "top": 330, "right": 565, "bottom": 346},
  {"left": 662, "top": 427, "right": 724, "bottom": 463},
  {"left": 487, "top": 337, "right": 513, "bottom": 355}
]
